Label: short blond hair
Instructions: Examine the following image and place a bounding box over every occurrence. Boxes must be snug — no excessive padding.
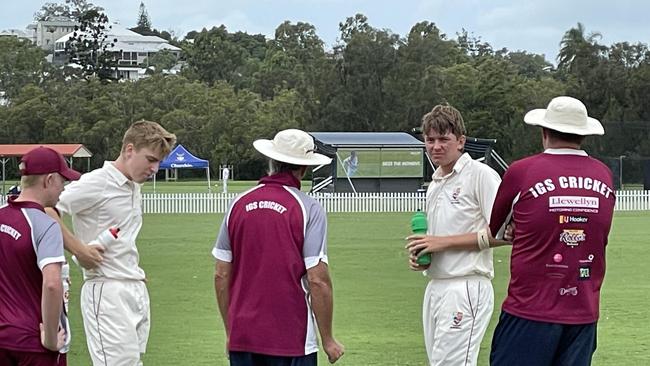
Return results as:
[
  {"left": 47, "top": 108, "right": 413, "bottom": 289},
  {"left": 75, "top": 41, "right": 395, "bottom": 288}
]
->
[
  {"left": 122, "top": 120, "right": 177, "bottom": 157},
  {"left": 20, "top": 174, "right": 44, "bottom": 188},
  {"left": 421, "top": 103, "right": 466, "bottom": 138}
]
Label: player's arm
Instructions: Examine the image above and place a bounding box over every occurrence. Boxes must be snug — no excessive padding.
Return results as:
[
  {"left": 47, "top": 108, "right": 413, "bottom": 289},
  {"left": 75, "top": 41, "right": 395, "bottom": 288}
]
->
[
  {"left": 45, "top": 207, "right": 104, "bottom": 269},
  {"left": 40, "top": 262, "right": 65, "bottom": 351},
  {"left": 212, "top": 209, "right": 234, "bottom": 340},
  {"left": 406, "top": 167, "right": 510, "bottom": 254},
  {"left": 406, "top": 228, "right": 511, "bottom": 254},
  {"left": 307, "top": 262, "right": 344, "bottom": 363},
  {"left": 304, "top": 202, "right": 344, "bottom": 363},
  {"left": 489, "top": 164, "right": 522, "bottom": 241},
  {"left": 214, "top": 260, "right": 231, "bottom": 336}
]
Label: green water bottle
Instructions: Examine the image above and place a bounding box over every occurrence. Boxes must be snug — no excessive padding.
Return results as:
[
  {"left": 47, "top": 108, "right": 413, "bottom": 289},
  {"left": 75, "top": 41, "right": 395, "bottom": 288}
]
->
[{"left": 411, "top": 210, "right": 431, "bottom": 265}]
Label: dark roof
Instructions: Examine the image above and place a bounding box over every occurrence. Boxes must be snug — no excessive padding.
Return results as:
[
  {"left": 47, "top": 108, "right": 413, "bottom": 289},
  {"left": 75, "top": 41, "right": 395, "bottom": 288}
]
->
[{"left": 310, "top": 132, "right": 424, "bottom": 148}]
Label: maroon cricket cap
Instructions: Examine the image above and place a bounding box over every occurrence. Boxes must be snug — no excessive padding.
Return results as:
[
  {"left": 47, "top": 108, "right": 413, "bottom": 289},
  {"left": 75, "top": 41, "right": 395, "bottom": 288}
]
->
[{"left": 19, "top": 146, "right": 82, "bottom": 181}]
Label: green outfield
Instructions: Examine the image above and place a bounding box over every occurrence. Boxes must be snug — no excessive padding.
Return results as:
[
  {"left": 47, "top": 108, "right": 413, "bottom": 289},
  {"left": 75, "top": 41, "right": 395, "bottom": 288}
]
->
[{"left": 63, "top": 211, "right": 650, "bottom": 365}]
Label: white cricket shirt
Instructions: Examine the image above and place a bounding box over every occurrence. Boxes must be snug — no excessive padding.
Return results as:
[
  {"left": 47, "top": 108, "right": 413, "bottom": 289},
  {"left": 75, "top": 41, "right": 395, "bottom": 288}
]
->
[
  {"left": 425, "top": 153, "right": 501, "bottom": 280},
  {"left": 57, "top": 161, "right": 145, "bottom": 281}
]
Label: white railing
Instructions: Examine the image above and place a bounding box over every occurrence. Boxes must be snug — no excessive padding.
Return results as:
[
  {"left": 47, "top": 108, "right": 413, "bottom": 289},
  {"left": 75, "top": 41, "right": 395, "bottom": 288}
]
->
[
  {"left": 141, "top": 192, "right": 427, "bottom": 214},
  {"left": 142, "top": 193, "right": 236, "bottom": 214},
  {"left": 614, "top": 190, "right": 650, "bottom": 211},
  {"left": 139, "top": 190, "right": 650, "bottom": 214},
  {"left": 1, "top": 190, "right": 645, "bottom": 214}
]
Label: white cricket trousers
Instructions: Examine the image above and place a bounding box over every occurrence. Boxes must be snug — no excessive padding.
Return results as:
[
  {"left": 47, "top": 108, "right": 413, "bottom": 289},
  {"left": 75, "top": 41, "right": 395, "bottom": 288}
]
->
[
  {"left": 81, "top": 279, "right": 151, "bottom": 366},
  {"left": 422, "top": 276, "right": 493, "bottom": 366}
]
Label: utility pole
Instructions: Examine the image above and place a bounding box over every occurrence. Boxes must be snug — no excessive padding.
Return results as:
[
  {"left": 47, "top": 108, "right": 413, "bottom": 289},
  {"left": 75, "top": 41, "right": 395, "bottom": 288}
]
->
[{"left": 619, "top": 155, "right": 626, "bottom": 190}]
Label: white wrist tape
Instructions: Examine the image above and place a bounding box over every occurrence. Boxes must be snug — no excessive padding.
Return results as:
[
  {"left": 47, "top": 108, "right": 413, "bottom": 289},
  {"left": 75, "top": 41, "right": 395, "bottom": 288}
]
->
[{"left": 477, "top": 228, "right": 490, "bottom": 251}]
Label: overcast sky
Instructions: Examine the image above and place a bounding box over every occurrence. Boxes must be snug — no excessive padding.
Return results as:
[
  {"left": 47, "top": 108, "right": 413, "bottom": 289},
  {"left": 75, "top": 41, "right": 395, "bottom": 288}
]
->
[{"left": 3, "top": 0, "right": 649, "bottom": 63}]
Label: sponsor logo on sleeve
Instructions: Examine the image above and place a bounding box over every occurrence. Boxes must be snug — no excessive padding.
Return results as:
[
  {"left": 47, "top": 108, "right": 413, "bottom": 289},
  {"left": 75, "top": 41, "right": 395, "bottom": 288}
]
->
[
  {"left": 549, "top": 196, "right": 599, "bottom": 213},
  {"left": 560, "top": 229, "right": 586, "bottom": 247}
]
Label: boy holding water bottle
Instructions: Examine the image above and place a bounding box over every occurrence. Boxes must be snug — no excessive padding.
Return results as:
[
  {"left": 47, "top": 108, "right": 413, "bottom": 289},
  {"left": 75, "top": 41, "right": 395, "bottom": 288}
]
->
[{"left": 405, "top": 104, "right": 502, "bottom": 366}]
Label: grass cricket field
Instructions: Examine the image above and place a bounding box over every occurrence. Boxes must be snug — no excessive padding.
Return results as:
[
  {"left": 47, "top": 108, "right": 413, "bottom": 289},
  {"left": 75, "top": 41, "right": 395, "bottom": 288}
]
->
[{"left": 62, "top": 204, "right": 650, "bottom": 365}]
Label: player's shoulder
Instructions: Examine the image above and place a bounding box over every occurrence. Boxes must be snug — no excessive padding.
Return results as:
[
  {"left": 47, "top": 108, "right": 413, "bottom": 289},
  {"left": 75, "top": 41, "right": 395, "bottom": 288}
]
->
[
  {"left": 67, "top": 166, "right": 108, "bottom": 187},
  {"left": 585, "top": 155, "right": 610, "bottom": 171},
  {"left": 512, "top": 153, "right": 543, "bottom": 166},
  {"left": 283, "top": 186, "right": 325, "bottom": 215},
  {"left": 467, "top": 158, "right": 501, "bottom": 180},
  {"left": 505, "top": 153, "right": 546, "bottom": 174},
  {"left": 23, "top": 208, "right": 59, "bottom": 234}
]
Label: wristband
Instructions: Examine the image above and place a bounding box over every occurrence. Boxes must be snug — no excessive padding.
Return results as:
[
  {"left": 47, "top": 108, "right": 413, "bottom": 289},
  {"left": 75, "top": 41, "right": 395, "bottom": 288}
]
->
[{"left": 477, "top": 228, "right": 490, "bottom": 250}]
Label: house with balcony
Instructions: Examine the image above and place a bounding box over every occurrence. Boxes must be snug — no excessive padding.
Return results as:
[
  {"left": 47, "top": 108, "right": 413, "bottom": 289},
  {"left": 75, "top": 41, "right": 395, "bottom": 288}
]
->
[
  {"left": 54, "top": 23, "right": 181, "bottom": 80},
  {"left": 34, "top": 18, "right": 79, "bottom": 51}
]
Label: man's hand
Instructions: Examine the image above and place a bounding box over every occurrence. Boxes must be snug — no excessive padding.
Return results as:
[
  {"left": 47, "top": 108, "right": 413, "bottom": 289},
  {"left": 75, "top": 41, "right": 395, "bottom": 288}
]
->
[
  {"left": 405, "top": 234, "right": 447, "bottom": 257},
  {"left": 75, "top": 244, "right": 105, "bottom": 269},
  {"left": 40, "top": 323, "right": 66, "bottom": 352},
  {"left": 323, "top": 337, "right": 344, "bottom": 364},
  {"left": 504, "top": 222, "right": 516, "bottom": 242},
  {"left": 408, "top": 251, "right": 430, "bottom": 271}
]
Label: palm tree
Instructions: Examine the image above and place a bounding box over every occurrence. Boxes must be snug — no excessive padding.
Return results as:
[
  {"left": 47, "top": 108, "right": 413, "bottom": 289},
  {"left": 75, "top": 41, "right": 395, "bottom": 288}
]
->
[{"left": 557, "top": 22, "right": 606, "bottom": 72}]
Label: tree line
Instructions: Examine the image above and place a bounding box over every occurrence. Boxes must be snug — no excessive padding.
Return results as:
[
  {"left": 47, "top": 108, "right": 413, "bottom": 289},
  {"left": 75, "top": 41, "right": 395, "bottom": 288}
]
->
[{"left": 1, "top": 11, "right": 649, "bottom": 180}]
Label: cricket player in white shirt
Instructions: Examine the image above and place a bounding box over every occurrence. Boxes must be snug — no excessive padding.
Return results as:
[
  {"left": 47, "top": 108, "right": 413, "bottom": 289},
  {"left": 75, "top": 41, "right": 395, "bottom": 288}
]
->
[
  {"left": 47, "top": 120, "right": 176, "bottom": 366},
  {"left": 405, "top": 104, "right": 501, "bottom": 366}
]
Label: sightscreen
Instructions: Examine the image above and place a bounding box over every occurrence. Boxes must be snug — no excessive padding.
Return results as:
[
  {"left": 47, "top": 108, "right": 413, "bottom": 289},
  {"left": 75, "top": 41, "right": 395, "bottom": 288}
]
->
[{"left": 336, "top": 148, "right": 423, "bottom": 178}]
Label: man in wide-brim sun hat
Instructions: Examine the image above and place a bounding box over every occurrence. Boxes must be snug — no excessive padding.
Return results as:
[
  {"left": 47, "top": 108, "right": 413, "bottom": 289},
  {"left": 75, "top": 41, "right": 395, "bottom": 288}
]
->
[
  {"left": 212, "top": 129, "right": 345, "bottom": 366},
  {"left": 489, "top": 96, "right": 615, "bottom": 366}
]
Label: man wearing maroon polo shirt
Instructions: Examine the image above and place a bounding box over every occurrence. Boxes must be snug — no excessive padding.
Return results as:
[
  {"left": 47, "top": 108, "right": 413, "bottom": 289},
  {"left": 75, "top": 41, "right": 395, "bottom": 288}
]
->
[
  {"left": 0, "top": 147, "right": 81, "bottom": 366},
  {"left": 212, "top": 129, "right": 344, "bottom": 365},
  {"left": 489, "top": 96, "right": 616, "bottom": 366}
]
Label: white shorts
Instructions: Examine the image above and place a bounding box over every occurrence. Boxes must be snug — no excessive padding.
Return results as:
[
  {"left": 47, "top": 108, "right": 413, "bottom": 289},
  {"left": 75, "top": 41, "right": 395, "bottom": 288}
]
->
[
  {"left": 422, "top": 276, "right": 493, "bottom": 366},
  {"left": 81, "top": 279, "right": 150, "bottom": 366}
]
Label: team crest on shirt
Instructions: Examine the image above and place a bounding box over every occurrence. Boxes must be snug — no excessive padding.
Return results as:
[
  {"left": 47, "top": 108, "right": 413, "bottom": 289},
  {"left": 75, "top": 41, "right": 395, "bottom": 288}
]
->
[
  {"left": 450, "top": 187, "right": 461, "bottom": 204},
  {"left": 450, "top": 312, "right": 463, "bottom": 329}
]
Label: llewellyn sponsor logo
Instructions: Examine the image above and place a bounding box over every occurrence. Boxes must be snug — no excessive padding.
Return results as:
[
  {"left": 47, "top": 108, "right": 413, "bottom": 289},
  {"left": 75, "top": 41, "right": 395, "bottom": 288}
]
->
[
  {"left": 559, "top": 215, "right": 589, "bottom": 224},
  {"left": 549, "top": 196, "right": 599, "bottom": 209}
]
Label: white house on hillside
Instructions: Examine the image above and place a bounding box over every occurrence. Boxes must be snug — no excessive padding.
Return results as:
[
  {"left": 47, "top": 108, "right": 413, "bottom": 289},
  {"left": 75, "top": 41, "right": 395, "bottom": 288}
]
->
[
  {"left": 54, "top": 23, "right": 181, "bottom": 80},
  {"left": 33, "top": 18, "right": 79, "bottom": 51},
  {"left": 0, "top": 28, "right": 36, "bottom": 43}
]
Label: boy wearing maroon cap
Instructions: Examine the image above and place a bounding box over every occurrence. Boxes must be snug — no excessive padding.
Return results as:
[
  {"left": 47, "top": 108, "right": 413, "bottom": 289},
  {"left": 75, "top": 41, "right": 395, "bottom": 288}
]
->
[{"left": 0, "top": 147, "right": 80, "bottom": 366}]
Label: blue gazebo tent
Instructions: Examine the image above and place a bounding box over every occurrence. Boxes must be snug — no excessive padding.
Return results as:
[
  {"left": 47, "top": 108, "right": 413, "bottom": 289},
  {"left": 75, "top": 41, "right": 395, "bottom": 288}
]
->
[{"left": 155, "top": 144, "right": 211, "bottom": 192}]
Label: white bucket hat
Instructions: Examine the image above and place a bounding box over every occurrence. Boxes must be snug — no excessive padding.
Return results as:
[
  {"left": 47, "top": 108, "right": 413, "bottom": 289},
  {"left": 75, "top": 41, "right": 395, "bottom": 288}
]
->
[
  {"left": 253, "top": 129, "right": 332, "bottom": 166},
  {"left": 524, "top": 96, "right": 604, "bottom": 136}
]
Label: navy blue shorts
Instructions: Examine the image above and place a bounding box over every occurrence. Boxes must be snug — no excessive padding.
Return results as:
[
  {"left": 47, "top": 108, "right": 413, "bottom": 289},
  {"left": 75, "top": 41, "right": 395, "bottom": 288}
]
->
[
  {"left": 490, "top": 311, "right": 597, "bottom": 366},
  {"left": 229, "top": 351, "right": 317, "bottom": 366}
]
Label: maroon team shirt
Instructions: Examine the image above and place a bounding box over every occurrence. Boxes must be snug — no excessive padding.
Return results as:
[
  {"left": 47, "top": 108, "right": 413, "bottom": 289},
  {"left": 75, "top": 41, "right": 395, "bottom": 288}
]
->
[
  {"left": 212, "top": 172, "right": 328, "bottom": 356},
  {"left": 0, "top": 198, "right": 67, "bottom": 352},
  {"left": 490, "top": 149, "right": 615, "bottom": 324}
]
